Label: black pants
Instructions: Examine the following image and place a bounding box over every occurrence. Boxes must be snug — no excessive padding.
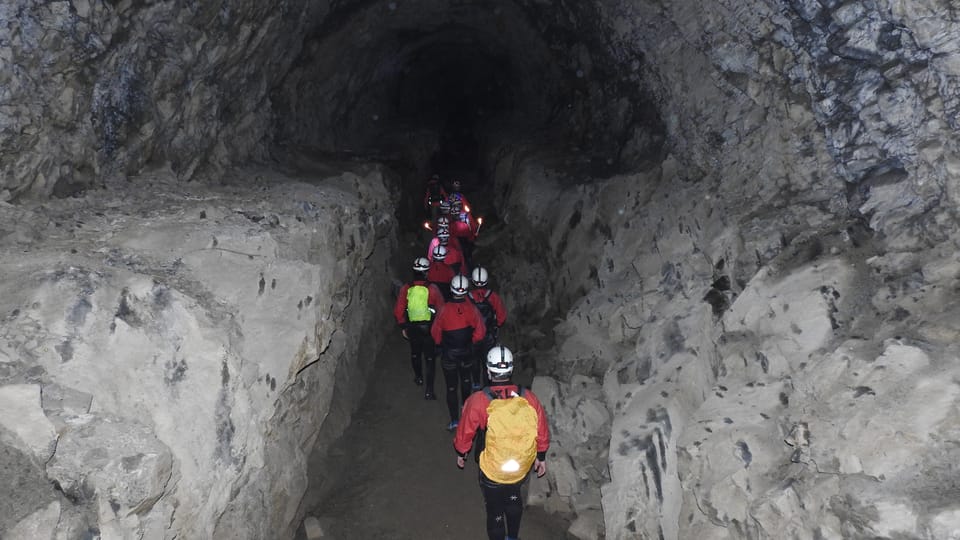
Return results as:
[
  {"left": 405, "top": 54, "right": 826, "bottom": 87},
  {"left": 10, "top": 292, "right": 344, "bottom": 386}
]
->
[
  {"left": 479, "top": 471, "right": 524, "bottom": 540},
  {"left": 431, "top": 281, "right": 453, "bottom": 302},
  {"left": 406, "top": 323, "right": 435, "bottom": 392},
  {"left": 460, "top": 238, "right": 475, "bottom": 269},
  {"left": 441, "top": 347, "right": 474, "bottom": 422},
  {"left": 472, "top": 334, "right": 497, "bottom": 388}
]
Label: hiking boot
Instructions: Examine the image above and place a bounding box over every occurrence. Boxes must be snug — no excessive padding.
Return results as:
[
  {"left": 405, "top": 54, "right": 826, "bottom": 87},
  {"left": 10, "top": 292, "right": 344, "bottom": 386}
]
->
[
  {"left": 446, "top": 420, "right": 459, "bottom": 431},
  {"left": 414, "top": 376, "right": 423, "bottom": 386},
  {"left": 424, "top": 391, "right": 436, "bottom": 400}
]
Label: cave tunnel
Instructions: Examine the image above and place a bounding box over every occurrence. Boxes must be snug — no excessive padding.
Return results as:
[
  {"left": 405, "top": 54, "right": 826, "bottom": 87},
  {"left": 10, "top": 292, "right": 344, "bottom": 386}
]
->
[{"left": 2, "top": 1, "right": 960, "bottom": 539}]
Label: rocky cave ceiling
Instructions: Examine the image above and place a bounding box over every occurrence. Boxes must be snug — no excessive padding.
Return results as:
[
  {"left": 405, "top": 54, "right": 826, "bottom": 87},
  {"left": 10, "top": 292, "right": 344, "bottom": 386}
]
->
[{"left": 2, "top": 0, "right": 663, "bottom": 201}]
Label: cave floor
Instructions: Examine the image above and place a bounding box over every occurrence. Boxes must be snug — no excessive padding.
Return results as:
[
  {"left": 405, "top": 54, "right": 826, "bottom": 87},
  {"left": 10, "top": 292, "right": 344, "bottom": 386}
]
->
[
  {"left": 301, "top": 326, "right": 570, "bottom": 540},
  {"left": 300, "top": 221, "right": 571, "bottom": 539}
]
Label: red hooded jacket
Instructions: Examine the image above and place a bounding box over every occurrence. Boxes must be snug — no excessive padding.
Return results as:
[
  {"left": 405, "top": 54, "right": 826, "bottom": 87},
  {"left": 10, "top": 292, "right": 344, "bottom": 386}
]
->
[
  {"left": 431, "top": 297, "right": 486, "bottom": 349},
  {"left": 393, "top": 280, "right": 445, "bottom": 325}
]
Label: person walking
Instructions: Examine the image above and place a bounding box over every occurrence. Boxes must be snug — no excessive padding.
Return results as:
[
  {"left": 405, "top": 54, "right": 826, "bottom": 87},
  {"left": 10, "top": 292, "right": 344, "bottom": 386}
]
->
[
  {"left": 427, "top": 225, "right": 462, "bottom": 263},
  {"left": 427, "top": 245, "right": 456, "bottom": 300},
  {"left": 393, "top": 257, "right": 445, "bottom": 399},
  {"left": 468, "top": 266, "right": 507, "bottom": 389},
  {"left": 423, "top": 174, "right": 448, "bottom": 221},
  {"left": 431, "top": 274, "right": 486, "bottom": 430},
  {"left": 453, "top": 345, "right": 550, "bottom": 540},
  {"left": 449, "top": 196, "right": 480, "bottom": 269}
]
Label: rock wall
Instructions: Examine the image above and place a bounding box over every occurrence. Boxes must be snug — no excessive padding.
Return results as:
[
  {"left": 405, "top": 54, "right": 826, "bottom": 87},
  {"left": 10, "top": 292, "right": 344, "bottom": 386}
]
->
[
  {"left": 0, "top": 0, "right": 328, "bottom": 200},
  {"left": 489, "top": 133, "right": 960, "bottom": 539},
  {"left": 0, "top": 164, "right": 397, "bottom": 539},
  {"left": 485, "top": 2, "right": 960, "bottom": 531}
]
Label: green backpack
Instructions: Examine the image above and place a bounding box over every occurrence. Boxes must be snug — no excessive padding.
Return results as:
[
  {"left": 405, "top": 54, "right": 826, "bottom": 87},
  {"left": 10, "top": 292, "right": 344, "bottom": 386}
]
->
[{"left": 406, "top": 284, "right": 432, "bottom": 323}]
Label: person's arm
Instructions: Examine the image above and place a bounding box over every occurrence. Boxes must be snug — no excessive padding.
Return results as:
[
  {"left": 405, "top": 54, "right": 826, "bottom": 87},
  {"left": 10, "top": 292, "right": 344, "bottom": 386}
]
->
[
  {"left": 470, "top": 304, "right": 487, "bottom": 344},
  {"left": 454, "top": 393, "right": 487, "bottom": 468},
  {"left": 528, "top": 391, "right": 550, "bottom": 477},
  {"left": 393, "top": 284, "right": 408, "bottom": 325},
  {"left": 491, "top": 291, "right": 507, "bottom": 327},
  {"left": 429, "top": 285, "right": 446, "bottom": 310},
  {"left": 431, "top": 309, "right": 444, "bottom": 344}
]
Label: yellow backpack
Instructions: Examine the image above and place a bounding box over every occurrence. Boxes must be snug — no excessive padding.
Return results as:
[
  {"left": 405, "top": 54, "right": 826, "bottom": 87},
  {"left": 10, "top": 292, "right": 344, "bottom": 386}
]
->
[{"left": 478, "top": 388, "right": 539, "bottom": 484}]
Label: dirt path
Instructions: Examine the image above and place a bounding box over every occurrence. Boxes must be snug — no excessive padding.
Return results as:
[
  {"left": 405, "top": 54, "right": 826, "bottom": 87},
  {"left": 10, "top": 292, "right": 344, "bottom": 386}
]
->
[
  {"left": 302, "top": 324, "right": 569, "bottom": 539},
  {"left": 299, "top": 190, "right": 570, "bottom": 538}
]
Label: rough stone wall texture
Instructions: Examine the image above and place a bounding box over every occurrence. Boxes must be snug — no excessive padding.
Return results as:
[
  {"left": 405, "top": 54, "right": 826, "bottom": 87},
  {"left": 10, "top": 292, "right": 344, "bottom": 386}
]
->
[
  {"left": 487, "top": 1, "right": 960, "bottom": 534},
  {"left": 0, "top": 0, "right": 324, "bottom": 201},
  {"left": 0, "top": 164, "right": 397, "bottom": 539},
  {"left": 600, "top": 0, "right": 960, "bottom": 246},
  {"left": 492, "top": 143, "right": 960, "bottom": 540}
]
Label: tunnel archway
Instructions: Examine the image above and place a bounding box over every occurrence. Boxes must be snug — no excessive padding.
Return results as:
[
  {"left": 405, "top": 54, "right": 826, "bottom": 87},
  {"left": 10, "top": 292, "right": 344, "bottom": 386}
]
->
[{"left": 270, "top": 0, "right": 663, "bottom": 228}]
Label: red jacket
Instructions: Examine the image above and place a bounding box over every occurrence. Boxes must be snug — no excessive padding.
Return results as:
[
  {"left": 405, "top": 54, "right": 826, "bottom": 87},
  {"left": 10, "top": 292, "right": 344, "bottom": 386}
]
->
[
  {"left": 454, "top": 383, "right": 550, "bottom": 460},
  {"left": 468, "top": 288, "right": 507, "bottom": 327},
  {"left": 427, "top": 236, "right": 463, "bottom": 261},
  {"left": 450, "top": 210, "right": 478, "bottom": 241},
  {"left": 427, "top": 259, "right": 456, "bottom": 288},
  {"left": 394, "top": 280, "right": 445, "bottom": 325},
  {"left": 428, "top": 240, "right": 466, "bottom": 276},
  {"left": 431, "top": 297, "right": 486, "bottom": 348}
]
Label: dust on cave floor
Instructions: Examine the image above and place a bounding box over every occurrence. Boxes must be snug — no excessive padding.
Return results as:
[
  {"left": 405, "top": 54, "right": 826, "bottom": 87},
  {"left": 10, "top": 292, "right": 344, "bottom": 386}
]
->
[{"left": 296, "top": 217, "right": 572, "bottom": 539}]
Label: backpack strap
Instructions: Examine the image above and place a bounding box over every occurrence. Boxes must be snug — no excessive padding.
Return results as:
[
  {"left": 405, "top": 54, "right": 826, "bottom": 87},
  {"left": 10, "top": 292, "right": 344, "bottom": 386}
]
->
[{"left": 483, "top": 386, "right": 522, "bottom": 400}]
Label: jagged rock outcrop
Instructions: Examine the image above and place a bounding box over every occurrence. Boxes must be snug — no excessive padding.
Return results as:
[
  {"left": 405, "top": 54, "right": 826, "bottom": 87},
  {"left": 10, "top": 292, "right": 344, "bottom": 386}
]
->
[
  {"left": 472, "top": 1, "right": 960, "bottom": 538},
  {"left": 490, "top": 135, "right": 960, "bottom": 538},
  {"left": 0, "top": 164, "right": 397, "bottom": 538}
]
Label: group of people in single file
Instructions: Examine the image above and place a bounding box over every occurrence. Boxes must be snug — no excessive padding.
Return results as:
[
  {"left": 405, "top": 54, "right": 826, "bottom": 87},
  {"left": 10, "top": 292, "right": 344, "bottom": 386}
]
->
[{"left": 391, "top": 175, "right": 551, "bottom": 540}]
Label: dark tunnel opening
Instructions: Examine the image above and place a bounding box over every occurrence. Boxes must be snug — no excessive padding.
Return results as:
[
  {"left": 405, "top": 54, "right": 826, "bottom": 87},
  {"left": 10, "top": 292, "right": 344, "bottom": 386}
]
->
[
  {"left": 270, "top": 0, "right": 666, "bottom": 234},
  {"left": 392, "top": 39, "right": 518, "bottom": 175}
]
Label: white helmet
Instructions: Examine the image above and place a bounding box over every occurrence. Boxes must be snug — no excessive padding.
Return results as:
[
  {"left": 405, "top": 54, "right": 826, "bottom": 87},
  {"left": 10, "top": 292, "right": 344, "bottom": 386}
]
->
[
  {"left": 450, "top": 274, "right": 470, "bottom": 296},
  {"left": 413, "top": 257, "right": 430, "bottom": 272},
  {"left": 437, "top": 228, "right": 450, "bottom": 240},
  {"left": 471, "top": 266, "right": 488, "bottom": 287},
  {"left": 432, "top": 244, "right": 447, "bottom": 261},
  {"left": 486, "top": 346, "right": 514, "bottom": 377},
  {"left": 437, "top": 216, "right": 451, "bottom": 228}
]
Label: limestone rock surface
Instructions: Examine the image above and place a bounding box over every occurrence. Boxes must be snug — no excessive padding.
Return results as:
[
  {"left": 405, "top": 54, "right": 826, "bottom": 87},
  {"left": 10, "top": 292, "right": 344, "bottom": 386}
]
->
[
  {"left": 488, "top": 132, "right": 960, "bottom": 539},
  {"left": 0, "top": 163, "right": 397, "bottom": 539}
]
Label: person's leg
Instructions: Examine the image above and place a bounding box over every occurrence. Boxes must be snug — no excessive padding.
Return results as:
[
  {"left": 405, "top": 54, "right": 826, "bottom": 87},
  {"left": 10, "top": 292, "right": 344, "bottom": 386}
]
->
[
  {"left": 409, "top": 328, "right": 424, "bottom": 385},
  {"left": 472, "top": 341, "right": 484, "bottom": 390},
  {"left": 423, "top": 332, "right": 437, "bottom": 399},
  {"left": 479, "top": 476, "right": 507, "bottom": 540},
  {"left": 442, "top": 353, "right": 460, "bottom": 425},
  {"left": 502, "top": 481, "right": 524, "bottom": 540},
  {"left": 462, "top": 239, "right": 475, "bottom": 269},
  {"left": 458, "top": 351, "right": 475, "bottom": 405},
  {"left": 473, "top": 337, "right": 493, "bottom": 389}
]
